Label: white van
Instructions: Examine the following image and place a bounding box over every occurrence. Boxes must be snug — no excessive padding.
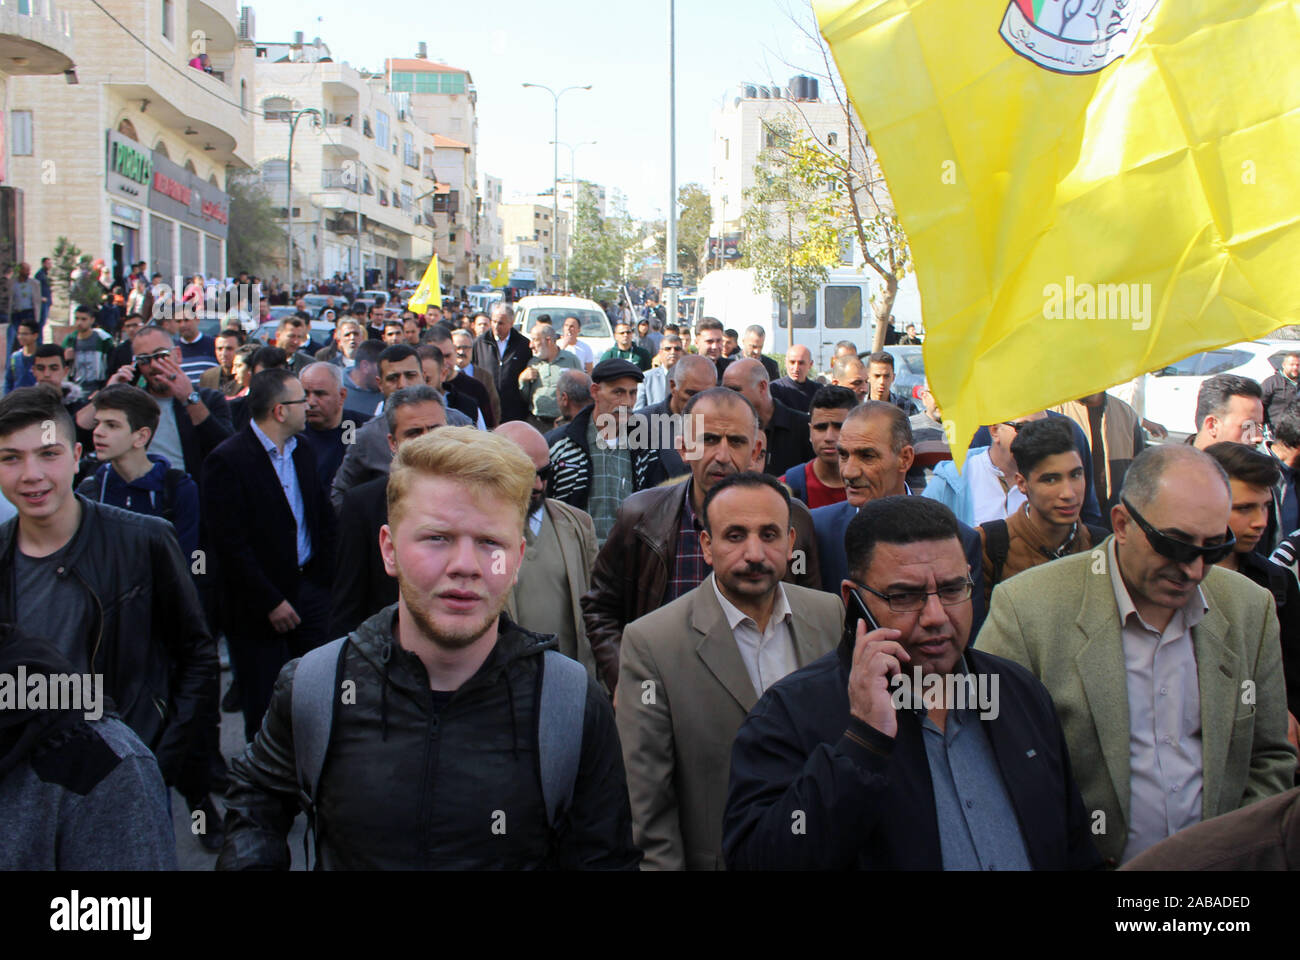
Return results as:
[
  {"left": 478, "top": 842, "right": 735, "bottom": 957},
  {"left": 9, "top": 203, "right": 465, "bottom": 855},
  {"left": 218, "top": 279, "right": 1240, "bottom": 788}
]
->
[
  {"left": 512, "top": 295, "right": 614, "bottom": 357},
  {"left": 693, "top": 268, "right": 922, "bottom": 371}
]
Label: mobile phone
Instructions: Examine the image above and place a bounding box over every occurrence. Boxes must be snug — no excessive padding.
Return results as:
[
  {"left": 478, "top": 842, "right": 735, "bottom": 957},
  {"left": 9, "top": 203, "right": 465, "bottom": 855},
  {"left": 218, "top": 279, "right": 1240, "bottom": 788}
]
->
[{"left": 846, "top": 584, "right": 882, "bottom": 638}]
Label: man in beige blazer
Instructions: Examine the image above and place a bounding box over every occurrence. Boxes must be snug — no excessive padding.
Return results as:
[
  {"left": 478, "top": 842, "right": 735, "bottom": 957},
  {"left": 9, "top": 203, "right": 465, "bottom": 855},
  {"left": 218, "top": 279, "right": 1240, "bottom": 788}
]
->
[
  {"left": 497, "top": 422, "right": 600, "bottom": 684},
  {"left": 979, "top": 445, "right": 1295, "bottom": 866},
  {"left": 617, "top": 471, "right": 843, "bottom": 869}
]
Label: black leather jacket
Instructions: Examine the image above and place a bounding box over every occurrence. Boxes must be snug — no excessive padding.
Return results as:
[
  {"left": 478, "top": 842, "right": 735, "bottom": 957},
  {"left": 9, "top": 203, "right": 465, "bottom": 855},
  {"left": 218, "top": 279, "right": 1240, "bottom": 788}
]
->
[
  {"left": 0, "top": 497, "right": 218, "bottom": 785},
  {"left": 218, "top": 607, "right": 641, "bottom": 870}
]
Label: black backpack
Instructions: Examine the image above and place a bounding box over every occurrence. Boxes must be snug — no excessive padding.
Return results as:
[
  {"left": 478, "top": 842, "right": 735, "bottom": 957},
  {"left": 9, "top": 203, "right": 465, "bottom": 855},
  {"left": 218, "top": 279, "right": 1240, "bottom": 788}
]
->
[{"left": 982, "top": 518, "right": 1110, "bottom": 588}]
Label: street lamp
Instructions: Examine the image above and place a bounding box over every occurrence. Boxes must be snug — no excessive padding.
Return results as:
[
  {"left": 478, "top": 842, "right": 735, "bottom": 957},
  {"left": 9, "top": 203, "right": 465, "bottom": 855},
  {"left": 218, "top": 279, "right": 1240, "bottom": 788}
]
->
[
  {"left": 549, "top": 139, "right": 597, "bottom": 290},
  {"left": 285, "top": 107, "right": 323, "bottom": 296},
  {"left": 522, "top": 82, "right": 591, "bottom": 290}
]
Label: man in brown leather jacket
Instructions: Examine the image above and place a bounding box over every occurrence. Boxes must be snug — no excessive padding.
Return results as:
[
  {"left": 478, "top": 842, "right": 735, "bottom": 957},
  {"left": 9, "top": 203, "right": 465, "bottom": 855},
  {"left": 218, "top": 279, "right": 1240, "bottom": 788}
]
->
[{"left": 581, "top": 387, "right": 823, "bottom": 692}]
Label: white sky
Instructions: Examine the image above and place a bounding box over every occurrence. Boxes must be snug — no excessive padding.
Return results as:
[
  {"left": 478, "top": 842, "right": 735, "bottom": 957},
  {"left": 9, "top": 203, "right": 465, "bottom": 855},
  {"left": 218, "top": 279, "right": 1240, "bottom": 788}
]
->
[{"left": 254, "top": 0, "right": 827, "bottom": 220}]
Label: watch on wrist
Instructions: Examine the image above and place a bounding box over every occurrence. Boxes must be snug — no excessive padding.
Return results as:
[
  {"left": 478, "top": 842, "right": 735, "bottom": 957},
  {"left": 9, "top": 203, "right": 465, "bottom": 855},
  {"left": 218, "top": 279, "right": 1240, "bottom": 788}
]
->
[{"left": 185, "top": 391, "right": 201, "bottom": 406}]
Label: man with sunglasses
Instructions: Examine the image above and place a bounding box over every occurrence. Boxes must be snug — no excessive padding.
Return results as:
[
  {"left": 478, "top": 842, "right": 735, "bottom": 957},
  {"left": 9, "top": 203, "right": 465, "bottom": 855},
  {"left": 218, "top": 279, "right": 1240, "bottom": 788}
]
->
[
  {"left": 724, "top": 495, "right": 1099, "bottom": 870},
  {"left": 95, "top": 326, "right": 232, "bottom": 491},
  {"left": 202, "top": 369, "right": 336, "bottom": 741},
  {"left": 979, "top": 444, "right": 1295, "bottom": 867},
  {"left": 495, "top": 421, "right": 600, "bottom": 682}
]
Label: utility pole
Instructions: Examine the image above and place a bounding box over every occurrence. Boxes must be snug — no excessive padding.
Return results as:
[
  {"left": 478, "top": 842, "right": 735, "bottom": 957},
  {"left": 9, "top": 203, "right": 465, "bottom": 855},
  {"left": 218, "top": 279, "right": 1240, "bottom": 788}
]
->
[
  {"left": 664, "top": 0, "right": 678, "bottom": 326},
  {"left": 285, "top": 107, "right": 322, "bottom": 296},
  {"left": 523, "top": 82, "right": 591, "bottom": 290}
]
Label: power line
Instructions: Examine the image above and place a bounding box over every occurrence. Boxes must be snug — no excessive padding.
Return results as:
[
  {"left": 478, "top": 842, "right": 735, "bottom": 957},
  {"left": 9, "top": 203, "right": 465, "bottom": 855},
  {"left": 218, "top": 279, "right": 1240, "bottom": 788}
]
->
[{"left": 87, "top": 0, "right": 260, "bottom": 117}]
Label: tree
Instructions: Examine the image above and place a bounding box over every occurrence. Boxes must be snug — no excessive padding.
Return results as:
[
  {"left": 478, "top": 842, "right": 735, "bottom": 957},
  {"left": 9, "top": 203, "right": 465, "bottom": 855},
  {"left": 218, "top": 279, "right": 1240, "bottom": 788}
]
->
[
  {"left": 740, "top": 117, "right": 845, "bottom": 334},
  {"left": 758, "top": 0, "right": 914, "bottom": 351},
  {"left": 568, "top": 184, "right": 639, "bottom": 297},
  {"left": 651, "top": 183, "right": 712, "bottom": 287},
  {"left": 50, "top": 237, "right": 81, "bottom": 316},
  {"left": 227, "top": 169, "right": 283, "bottom": 277}
]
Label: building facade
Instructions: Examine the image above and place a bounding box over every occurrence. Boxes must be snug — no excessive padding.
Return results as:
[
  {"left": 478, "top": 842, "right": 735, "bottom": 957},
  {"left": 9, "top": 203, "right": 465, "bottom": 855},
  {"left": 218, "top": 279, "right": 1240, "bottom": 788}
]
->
[{"left": 7, "top": 0, "right": 252, "bottom": 299}]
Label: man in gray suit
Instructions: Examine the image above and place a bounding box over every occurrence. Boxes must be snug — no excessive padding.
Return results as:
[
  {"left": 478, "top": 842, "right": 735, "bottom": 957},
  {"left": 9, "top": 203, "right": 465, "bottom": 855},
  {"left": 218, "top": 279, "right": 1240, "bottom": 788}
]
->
[
  {"left": 616, "top": 471, "right": 843, "bottom": 869},
  {"left": 496, "top": 421, "right": 600, "bottom": 685},
  {"left": 979, "top": 444, "right": 1295, "bottom": 866}
]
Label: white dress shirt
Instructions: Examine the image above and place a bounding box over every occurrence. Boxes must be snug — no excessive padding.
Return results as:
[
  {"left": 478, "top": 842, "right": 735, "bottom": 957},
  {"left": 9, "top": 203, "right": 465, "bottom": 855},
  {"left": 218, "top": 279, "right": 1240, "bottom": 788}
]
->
[
  {"left": 967, "top": 448, "right": 1027, "bottom": 525},
  {"left": 711, "top": 577, "right": 798, "bottom": 698},
  {"left": 1107, "top": 538, "right": 1206, "bottom": 863}
]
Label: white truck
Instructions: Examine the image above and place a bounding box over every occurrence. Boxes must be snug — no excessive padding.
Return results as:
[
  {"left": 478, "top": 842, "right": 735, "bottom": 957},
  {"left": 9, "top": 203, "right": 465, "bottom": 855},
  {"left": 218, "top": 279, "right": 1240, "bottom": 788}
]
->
[{"left": 692, "top": 267, "right": 922, "bottom": 371}]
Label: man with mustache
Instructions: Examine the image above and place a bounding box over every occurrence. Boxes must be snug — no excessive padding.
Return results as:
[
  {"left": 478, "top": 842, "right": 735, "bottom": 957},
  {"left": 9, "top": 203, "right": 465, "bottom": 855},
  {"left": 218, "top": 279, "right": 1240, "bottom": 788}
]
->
[
  {"left": 979, "top": 444, "right": 1295, "bottom": 866},
  {"left": 582, "top": 387, "right": 822, "bottom": 693},
  {"left": 219, "top": 427, "right": 640, "bottom": 870},
  {"left": 617, "top": 472, "right": 842, "bottom": 869},
  {"left": 812, "top": 401, "right": 988, "bottom": 631},
  {"left": 723, "top": 495, "right": 1100, "bottom": 870}
]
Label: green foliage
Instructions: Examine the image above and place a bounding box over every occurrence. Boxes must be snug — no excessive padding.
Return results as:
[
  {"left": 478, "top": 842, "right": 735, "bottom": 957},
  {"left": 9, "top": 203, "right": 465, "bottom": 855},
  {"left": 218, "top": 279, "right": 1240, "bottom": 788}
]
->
[
  {"left": 49, "top": 237, "right": 81, "bottom": 314},
  {"left": 71, "top": 256, "right": 106, "bottom": 312},
  {"left": 227, "top": 170, "right": 283, "bottom": 277},
  {"left": 568, "top": 184, "right": 638, "bottom": 296}
]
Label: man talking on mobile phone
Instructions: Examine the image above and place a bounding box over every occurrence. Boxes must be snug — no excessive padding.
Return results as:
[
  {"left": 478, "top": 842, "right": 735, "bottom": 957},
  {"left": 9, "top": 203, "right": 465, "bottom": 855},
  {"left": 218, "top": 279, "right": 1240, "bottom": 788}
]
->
[{"left": 722, "top": 495, "right": 1100, "bottom": 870}]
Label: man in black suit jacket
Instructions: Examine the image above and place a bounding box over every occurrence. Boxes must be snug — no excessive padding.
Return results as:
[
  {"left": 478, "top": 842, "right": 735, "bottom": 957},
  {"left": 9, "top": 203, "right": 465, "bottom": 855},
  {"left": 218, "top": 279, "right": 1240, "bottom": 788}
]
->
[
  {"left": 330, "top": 386, "right": 448, "bottom": 636},
  {"left": 723, "top": 358, "right": 814, "bottom": 477},
  {"left": 473, "top": 302, "right": 532, "bottom": 422},
  {"left": 201, "top": 369, "right": 336, "bottom": 741}
]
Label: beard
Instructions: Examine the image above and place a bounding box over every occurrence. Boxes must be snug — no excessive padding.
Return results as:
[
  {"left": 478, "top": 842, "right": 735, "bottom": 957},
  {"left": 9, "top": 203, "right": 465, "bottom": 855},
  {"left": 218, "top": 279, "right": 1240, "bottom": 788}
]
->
[
  {"left": 396, "top": 567, "right": 508, "bottom": 651},
  {"left": 528, "top": 489, "right": 546, "bottom": 516}
]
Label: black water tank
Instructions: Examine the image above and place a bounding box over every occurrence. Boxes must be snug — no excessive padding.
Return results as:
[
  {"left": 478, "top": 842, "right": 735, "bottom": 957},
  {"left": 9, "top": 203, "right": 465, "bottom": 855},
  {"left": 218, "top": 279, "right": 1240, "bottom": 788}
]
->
[{"left": 743, "top": 84, "right": 758, "bottom": 99}]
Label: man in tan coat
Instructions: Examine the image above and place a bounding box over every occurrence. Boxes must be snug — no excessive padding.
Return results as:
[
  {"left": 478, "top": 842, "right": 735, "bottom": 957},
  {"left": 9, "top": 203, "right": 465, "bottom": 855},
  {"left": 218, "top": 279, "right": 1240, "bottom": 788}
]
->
[
  {"left": 979, "top": 444, "right": 1295, "bottom": 866},
  {"left": 496, "top": 422, "right": 600, "bottom": 684},
  {"left": 617, "top": 471, "right": 843, "bottom": 869}
]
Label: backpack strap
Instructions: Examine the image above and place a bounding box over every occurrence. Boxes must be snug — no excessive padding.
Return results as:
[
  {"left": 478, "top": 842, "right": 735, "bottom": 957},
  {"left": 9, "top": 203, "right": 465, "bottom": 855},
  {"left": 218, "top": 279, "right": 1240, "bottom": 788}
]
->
[
  {"left": 981, "top": 519, "right": 1011, "bottom": 587},
  {"left": 291, "top": 636, "right": 348, "bottom": 867},
  {"left": 160, "top": 468, "right": 187, "bottom": 525},
  {"left": 538, "top": 649, "right": 588, "bottom": 830}
]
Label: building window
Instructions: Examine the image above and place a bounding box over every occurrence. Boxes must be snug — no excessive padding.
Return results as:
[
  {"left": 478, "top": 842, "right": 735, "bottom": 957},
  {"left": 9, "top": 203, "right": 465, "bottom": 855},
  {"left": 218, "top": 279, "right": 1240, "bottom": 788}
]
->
[
  {"left": 240, "top": 80, "right": 247, "bottom": 112},
  {"left": 263, "top": 97, "right": 292, "bottom": 121},
  {"left": 161, "top": 0, "right": 174, "bottom": 41},
  {"left": 390, "top": 71, "right": 466, "bottom": 95},
  {"left": 12, "top": 111, "right": 34, "bottom": 156},
  {"left": 117, "top": 118, "right": 139, "bottom": 141},
  {"left": 827, "top": 131, "right": 838, "bottom": 147},
  {"left": 375, "top": 111, "right": 390, "bottom": 150}
]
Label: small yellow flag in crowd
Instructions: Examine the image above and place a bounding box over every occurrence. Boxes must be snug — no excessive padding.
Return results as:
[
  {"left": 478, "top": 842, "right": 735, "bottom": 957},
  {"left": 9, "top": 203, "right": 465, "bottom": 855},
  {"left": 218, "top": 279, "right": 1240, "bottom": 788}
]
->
[
  {"left": 813, "top": 0, "right": 1300, "bottom": 466},
  {"left": 488, "top": 258, "right": 510, "bottom": 289},
  {"left": 407, "top": 255, "right": 443, "bottom": 315}
]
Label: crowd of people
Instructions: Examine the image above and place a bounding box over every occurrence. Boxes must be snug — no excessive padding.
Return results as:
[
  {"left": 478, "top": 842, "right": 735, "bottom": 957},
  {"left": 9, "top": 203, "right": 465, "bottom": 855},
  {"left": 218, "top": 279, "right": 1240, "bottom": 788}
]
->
[{"left": 2, "top": 263, "right": 1299, "bottom": 872}]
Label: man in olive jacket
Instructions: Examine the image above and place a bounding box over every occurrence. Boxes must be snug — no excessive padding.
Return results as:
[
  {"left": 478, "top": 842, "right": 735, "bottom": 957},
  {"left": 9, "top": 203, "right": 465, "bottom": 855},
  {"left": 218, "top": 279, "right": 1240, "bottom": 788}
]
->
[{"left": 978, "top": 445, "right": 1296, "bottom": 867}]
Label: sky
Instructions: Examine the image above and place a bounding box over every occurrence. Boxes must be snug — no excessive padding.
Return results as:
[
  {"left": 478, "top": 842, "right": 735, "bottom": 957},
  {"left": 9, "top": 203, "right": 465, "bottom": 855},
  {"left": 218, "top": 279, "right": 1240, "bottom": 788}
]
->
[{"left": 255, "top": 0, "right": 828, "bottom": 221}]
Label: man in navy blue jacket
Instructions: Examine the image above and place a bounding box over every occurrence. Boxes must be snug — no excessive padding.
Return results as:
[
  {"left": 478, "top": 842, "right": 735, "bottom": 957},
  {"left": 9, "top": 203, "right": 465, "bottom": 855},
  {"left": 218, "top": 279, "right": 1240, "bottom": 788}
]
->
[
  {"left": 811, "top": 401, "right": 988, "bottom": 633},
  {"left": 724, "top": 496, "right": 1100, "bottom": 871}
]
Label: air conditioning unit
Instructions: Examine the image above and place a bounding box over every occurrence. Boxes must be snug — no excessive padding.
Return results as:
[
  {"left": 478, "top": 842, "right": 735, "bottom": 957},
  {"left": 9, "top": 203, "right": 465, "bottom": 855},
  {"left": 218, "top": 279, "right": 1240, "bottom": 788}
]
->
[{"left": 238, "top": 7, "right": 255, "bottom": 42}]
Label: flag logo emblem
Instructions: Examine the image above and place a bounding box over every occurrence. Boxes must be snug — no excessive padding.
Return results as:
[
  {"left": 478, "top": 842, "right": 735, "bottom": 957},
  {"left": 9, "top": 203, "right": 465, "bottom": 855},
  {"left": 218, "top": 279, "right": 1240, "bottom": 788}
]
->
[{"left": 999, "top": 0, "right": 1160, "bottom": 75}]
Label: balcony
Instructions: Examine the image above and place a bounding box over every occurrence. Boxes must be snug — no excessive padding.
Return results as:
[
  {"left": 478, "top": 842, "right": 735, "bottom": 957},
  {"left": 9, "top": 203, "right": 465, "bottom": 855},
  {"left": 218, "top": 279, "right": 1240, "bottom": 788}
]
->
[
  {"left": 322, "top": 169, "right": 358, "bottom": 192},
  {"left": 403, "top": 148, "right": 420, "bottom": 170},
  {"left": 187, "top": 0, "right": 238, "bottom": 52},
  {"left": 0, "top": 0, "right": 75, "bottom": 76}
]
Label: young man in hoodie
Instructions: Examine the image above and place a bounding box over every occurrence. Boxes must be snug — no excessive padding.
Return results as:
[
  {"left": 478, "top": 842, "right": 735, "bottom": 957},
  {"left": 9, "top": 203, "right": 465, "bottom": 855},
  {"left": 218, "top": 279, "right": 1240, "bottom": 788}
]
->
[{"left": 76, "top": 384, "right": 200, "bottom": 559}]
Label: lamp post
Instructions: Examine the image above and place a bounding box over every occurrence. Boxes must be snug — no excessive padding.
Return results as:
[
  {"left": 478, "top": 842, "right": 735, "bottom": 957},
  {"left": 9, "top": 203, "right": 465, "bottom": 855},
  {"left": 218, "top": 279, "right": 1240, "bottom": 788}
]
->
[
  {"left": 522, "top": 82, "right": 591, "bottom": 290},
  {"left": 549, "top": 139, "right": 597, "bottom": 291},
  {"left": 285, "top": 107, "right": 323, "bottom": 296},
  {"left": 665, "top": 0, "right": 678, "bottom": 325}
]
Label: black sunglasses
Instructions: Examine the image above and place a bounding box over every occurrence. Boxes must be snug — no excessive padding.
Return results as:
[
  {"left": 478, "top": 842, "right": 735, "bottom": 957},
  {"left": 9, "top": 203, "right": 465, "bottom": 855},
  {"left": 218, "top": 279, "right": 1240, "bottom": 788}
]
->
[
  {"left": 536, "top": 463, "right": 554, "bottom": 483},
  {"left": 1120, "top": 498, "right": 1236, "bottom": 565}
]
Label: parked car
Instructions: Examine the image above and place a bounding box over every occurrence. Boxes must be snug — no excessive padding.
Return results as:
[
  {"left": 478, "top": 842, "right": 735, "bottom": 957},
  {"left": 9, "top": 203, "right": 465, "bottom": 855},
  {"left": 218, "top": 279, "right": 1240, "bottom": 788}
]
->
[
  {"left": 252, "top": 317, "right": 335, "bottom": 347},
  {"left": 874, "top": 344, "right": 926, "bottom": 405},
  {"left": 513, "top": 296, "right": 614, "bottom": 357},
  {"left": 1140, "top": 339, "right": 1294, "bottom": 438}
]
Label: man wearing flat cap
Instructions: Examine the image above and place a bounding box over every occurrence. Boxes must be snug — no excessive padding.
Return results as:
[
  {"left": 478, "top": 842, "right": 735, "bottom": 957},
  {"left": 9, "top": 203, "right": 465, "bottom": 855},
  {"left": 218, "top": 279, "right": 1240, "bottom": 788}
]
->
[{"left": 546, "top": 358, "right": 677, "bottom": 547}]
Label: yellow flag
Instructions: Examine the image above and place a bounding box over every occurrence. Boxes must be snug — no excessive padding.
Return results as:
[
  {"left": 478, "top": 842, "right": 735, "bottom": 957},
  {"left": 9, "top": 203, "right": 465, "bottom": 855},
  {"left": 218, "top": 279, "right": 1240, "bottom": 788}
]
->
[
  {"left": 489, "top": 258, "right": 510, "bottom": 289},
  {"left": 408, "top": 255, "right": 442, "bottom": 315},
  {"left": 814, "top": 0, "right": 1300, "bottom": 465}
]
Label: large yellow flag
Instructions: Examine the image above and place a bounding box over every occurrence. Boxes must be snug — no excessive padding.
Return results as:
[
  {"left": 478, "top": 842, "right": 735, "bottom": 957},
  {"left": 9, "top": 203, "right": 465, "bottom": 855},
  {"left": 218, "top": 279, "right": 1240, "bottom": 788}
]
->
[
  {"left": 814, "top": 0, "right": 1300, "bottom": 465},
  {"left": 407, "top": 255, "right": 442, "bottom": 315},
  {"left": 488, "top": 258, "right": 510, "bottom": 289}
]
